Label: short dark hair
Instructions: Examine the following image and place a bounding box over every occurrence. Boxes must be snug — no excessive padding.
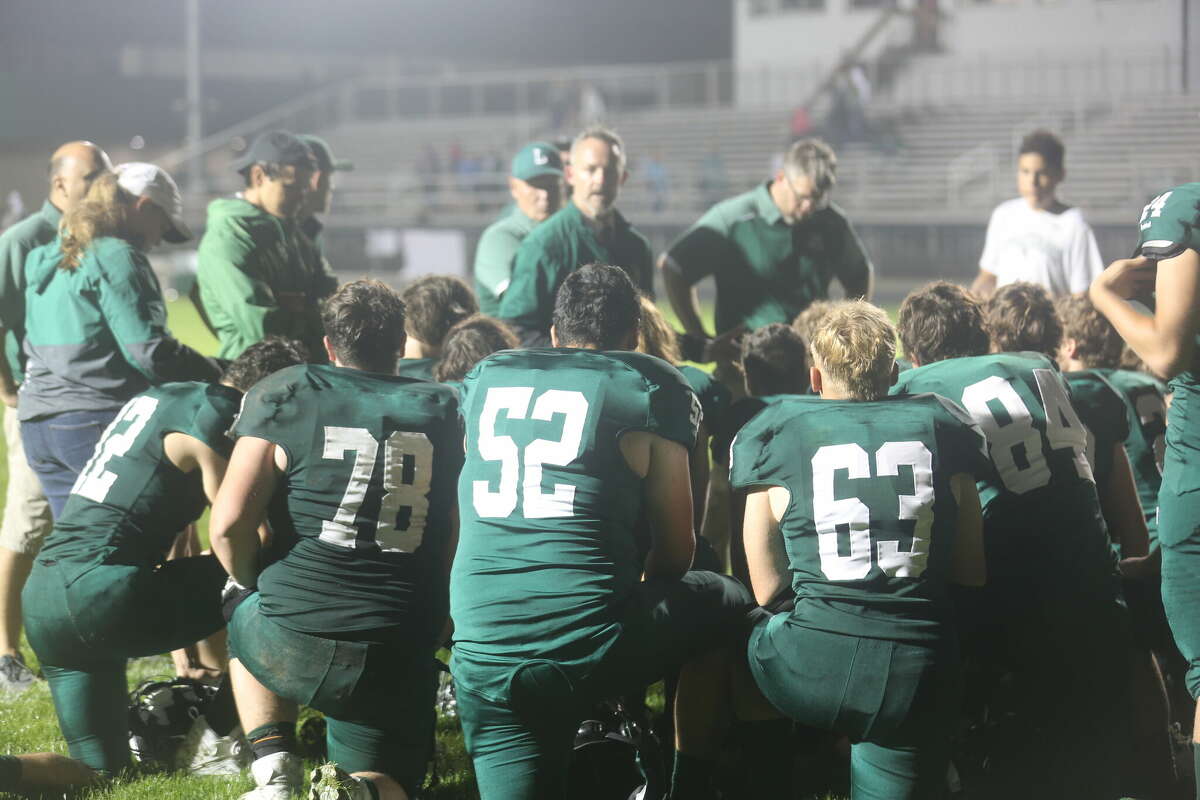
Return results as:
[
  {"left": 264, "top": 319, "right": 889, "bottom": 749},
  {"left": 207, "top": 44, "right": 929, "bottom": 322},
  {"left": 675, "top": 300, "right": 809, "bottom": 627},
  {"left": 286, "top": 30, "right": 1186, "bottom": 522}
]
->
[
  {"left": 985, "top": 282, "right": 1062, "bottom": 358},
  {"left": 222, "top": 337, "right": 308, "bottom": 392},
  {"left": 552, "top": 264, "right": 641, "bottom": 350},
  {"left": 1055, "top": 293, "right": 1123, "bottom": 369},
  {"left": 241, "top": 161, "right": 289, "bottom": 187},
  {"left": 897, "top": 282, "right": 990, "bottom": 366},
  {"left": 433, "top": 315, "right": 519, "bottom": 383},
  {"left": 1019, "top": 129, "right": 1065, "bottom": 174},
  {"left": 321, "top": 279, "right": 407, "bottom": 372},
  {"left": 741, "top": 323, "right": 809, "bottom": 397},
  {"left": 400, "top": 275, "right": 478, "bottom": 350}
]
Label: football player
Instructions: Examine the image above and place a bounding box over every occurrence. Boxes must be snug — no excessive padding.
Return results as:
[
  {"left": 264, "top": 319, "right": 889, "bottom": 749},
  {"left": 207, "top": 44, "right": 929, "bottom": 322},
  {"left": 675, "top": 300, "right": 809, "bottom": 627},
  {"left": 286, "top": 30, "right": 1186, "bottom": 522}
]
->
[
  {"left": 451, "top": 264, "right": 756, "bottom": 800},
  {"left": 895, "top": 281, "right": 1130, "bottom": 799},
  {"left": 1090, "top": 182, "right": 1200, "bottom": 792},
  {"left": 984, "top": 282, "right": 1149, "bottom": 562},
  {"left": 211, "top": 280, "right": 463, "bottom": 800},
  {"left": 432, "top": 314, "right": 519, "bottom": 385},
  {"left": 20, "top": 337, "right": 307, "bottom": 775},
  {"left": 732, "top": 301, "right": 987, "bottom": 798},
  {"left": 397, "top": 274, "right": 478, "bottom": 380}
]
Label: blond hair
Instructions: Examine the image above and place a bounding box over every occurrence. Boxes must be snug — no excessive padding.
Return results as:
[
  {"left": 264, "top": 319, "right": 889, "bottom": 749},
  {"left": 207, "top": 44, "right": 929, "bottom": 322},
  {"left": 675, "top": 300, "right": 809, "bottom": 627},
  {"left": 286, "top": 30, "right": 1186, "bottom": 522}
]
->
[
  {"left": 809, "top": 300, "right": 896, "bottom": 401},
  {"left": 58, "top": 172, "right": 133, "bottom": 270},
  {"left": 636, "top": 295, "right": 681, "bottom": 364}
]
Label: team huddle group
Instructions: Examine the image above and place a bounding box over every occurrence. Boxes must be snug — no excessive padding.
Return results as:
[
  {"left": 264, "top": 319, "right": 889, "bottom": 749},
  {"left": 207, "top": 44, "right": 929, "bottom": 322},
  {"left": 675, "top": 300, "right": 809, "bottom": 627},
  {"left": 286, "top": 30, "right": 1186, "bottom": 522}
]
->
[{"left": 0, "top": 122, "right": 1196, "bottom": 800}]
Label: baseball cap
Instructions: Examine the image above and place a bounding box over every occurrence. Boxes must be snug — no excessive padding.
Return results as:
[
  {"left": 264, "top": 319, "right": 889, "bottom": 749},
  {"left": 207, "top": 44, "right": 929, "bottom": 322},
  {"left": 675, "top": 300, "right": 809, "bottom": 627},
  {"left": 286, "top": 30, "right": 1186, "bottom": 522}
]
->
[
  {"left": 115, "top": 162, "right": 191, "bottom": 244},
  {"left": 299, "top": 135, "right": 354, "bottom": 173},
  {"left": 231, "top": 131, "right": 316, "bottom": 174},
  {"left": 511, "top": 141, "right": 563, "bottom": 182}
]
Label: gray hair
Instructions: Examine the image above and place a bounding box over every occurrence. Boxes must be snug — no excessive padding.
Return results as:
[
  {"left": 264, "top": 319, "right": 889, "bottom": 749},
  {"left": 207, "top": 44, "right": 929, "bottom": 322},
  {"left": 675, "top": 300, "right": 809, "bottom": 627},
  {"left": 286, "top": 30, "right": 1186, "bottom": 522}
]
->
[
  {"left": 783, "top": 138, "right": 837, "bottom": 196},
  {"left": 572, "top": 126, "right": 627, "bottom": 172}
]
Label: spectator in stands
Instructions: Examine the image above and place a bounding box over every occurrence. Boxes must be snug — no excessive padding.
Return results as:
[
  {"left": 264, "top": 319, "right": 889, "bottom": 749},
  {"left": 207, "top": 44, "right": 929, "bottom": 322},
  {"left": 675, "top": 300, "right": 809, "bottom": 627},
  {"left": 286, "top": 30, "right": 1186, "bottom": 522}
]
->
[
  {"left": 971, "top": 130, "right": 1103, "bottom": 298},
  {"left": 661, "top": 137, "right": 873, "bottom": 396},
  {"left": 20, "top": 163, "right": 221, "bottom": 519},
  {"left": 0, "top": 140, "right": 111, "bottom": 693},
  {"left": 399, "top": 275, "right": 478, "bottom": 381},
  {"left": 196, "top": 131, "right": 335, "bottom": 360},
  {"left": 297, "top": 134, "right": 353, "bottom": 260},
  {"left": 500, "top": 126, "right": 654, "bottom": 346},
  {"left": 473, "top": 142, "right": 565, "bottom": 315}
]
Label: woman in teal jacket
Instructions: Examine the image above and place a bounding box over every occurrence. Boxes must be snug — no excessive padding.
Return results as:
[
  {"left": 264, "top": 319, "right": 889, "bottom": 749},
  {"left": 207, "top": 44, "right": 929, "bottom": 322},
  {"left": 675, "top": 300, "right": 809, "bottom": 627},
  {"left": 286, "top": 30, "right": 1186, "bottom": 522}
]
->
[{"left": 19, "top": 163, "right": 220, "bottom": 517}]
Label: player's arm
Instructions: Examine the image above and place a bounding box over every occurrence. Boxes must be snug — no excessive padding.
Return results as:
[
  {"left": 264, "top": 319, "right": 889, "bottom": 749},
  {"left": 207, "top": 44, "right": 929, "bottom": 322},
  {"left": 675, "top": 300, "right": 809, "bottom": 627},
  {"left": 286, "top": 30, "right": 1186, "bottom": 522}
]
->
[
  {"left": 689, "top": 421, "right": 710, "bottom": 536},
  {"left": 622, "top": 429, "right": 695, "bottom": 581},
  {"left": 209, "top": 436, "right": 282, "bottom": 588},
  {"left": 833, "top": 221, "right": 874, "bottom": 301},
  {"left": 742, "top": 486, "right": 790, "bottom": 606},
  {"left": 948, "top": 472, "right": 986, "bottom": 587},
  {"left": 1090, "top": 250, "right": 1200, "bottom": 380},
  {"left": 1099, "top": 444, "right": 1149, "bottom": 559}
]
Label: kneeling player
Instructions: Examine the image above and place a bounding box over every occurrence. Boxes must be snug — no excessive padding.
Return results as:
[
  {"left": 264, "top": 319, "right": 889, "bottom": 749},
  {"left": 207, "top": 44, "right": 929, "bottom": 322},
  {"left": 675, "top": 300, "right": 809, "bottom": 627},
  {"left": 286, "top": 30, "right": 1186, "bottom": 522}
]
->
[
  {"left": 21, "top": 338, "right": 306, "bottom": 774},
  {"left": 732, "top": 301, "right": 987, "bottom": 799},
  {"left": 895, "top": 282, "right": 1130, "bottom": 799},
  {"left": 211, "top": 281, "right": 463, "bottom": 800},
  {"left": 451, "top": 264, "right": 756, "bottom": 800}
]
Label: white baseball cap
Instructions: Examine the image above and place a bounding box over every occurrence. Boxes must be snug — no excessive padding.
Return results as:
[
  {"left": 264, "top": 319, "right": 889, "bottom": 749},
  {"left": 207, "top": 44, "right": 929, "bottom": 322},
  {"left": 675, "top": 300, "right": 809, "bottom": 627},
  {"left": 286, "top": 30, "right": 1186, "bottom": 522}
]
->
[{"left": 115, "top": 162, "right": 192, "bottom": 243}]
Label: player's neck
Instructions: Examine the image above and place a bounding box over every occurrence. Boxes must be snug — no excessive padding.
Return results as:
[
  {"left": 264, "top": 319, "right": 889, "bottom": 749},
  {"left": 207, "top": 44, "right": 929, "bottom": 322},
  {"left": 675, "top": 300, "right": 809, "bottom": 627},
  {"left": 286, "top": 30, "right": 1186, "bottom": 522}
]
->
[{"left": 403, "top": 338, "right": 433, "bottom": 359}]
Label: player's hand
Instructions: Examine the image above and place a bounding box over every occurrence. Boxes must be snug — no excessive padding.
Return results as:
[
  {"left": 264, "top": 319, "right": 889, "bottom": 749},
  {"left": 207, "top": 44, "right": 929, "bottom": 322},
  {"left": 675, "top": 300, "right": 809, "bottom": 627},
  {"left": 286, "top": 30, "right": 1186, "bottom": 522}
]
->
[
  {"left": 176, "top": 664, "right": 224, "bottom": 684},
  {"left": 704, "top": 325, "right": 747, "bottom": 364},
  {"left": 1091, "top": 256, "right": 1157, "bottom": 301}
]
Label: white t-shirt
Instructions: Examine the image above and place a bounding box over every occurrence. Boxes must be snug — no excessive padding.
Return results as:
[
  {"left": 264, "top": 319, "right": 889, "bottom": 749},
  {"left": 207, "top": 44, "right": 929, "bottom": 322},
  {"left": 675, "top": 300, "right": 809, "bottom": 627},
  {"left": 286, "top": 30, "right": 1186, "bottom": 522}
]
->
[{"left": 979, "top": 198, "right": 1104, "bottom": 296}]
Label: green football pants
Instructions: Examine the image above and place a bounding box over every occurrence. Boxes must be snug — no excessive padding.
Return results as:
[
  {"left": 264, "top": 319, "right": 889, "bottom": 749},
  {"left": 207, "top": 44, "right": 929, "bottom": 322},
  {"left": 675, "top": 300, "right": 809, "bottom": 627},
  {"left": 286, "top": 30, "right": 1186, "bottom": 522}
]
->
[
  {"left": 228, "top": 593, "right": 437, "bottom": 795},
  {"left": 22, "top": 554, "right": 226, "bottom": 773},
  {"left": 749, "top": 617, "right": 959, "bottom": 800}
]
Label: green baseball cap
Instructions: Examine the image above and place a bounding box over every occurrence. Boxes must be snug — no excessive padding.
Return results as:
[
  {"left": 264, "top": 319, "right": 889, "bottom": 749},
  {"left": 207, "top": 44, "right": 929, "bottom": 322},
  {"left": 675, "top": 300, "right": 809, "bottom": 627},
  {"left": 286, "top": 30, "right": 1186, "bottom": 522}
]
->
[
  {"left": 299, "top": 134, "right": 355, "bottom": 173},
  {"left": 511, "top": 141, "right": 563, "bottom": 182}
]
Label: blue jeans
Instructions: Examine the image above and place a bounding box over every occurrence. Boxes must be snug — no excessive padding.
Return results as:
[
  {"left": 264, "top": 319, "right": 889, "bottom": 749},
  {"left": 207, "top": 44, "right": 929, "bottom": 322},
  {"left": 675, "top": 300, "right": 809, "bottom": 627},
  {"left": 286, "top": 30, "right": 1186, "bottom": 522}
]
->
[{"left": 21, "top": 410, "right": 117, "bottom": 518}]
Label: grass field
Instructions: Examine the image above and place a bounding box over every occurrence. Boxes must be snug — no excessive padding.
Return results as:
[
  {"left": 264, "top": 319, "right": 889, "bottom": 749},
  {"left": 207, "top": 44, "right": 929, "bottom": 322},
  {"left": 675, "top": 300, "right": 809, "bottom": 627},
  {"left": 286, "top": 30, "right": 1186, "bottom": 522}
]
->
[{"left": 0, "top": 299, "right": 846, "bottom": 799}]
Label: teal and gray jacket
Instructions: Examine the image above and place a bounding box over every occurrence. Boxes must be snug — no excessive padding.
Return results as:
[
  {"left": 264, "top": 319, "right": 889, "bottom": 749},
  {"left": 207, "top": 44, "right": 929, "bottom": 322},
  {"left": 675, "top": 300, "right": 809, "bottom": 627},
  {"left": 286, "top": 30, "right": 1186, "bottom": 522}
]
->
[
  {"left": 19, "top": 235, "right": 220, "bottom": 421},
  {"left": 0, "top": 200, "right": 62, "bottom": 384}
]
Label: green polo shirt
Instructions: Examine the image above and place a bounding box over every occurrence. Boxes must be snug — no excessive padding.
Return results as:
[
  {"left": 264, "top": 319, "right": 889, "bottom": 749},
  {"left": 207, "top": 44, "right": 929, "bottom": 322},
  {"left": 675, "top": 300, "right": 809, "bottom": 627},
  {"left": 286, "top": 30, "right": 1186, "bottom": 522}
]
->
[
  {"left": 0, "top": 200, "right": 62, "bottom": 383},
  {"left": 667, "top": 182, "right": 871, "bottom": 334},
  {"left": 499, "top": 201, "right": 653, "bottom": 344},
  {"left": 474, "top": 209, "right": 537, "bottom": 316}
]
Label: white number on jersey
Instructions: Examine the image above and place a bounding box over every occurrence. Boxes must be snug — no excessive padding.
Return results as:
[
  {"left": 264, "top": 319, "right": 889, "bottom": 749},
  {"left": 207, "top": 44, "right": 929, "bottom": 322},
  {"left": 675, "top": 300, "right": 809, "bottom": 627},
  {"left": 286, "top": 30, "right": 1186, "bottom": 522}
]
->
[
  {"left": 959, "top": 368, "right": 1092, "bottom": 494},
  {"left": 1140, "top": 191, "right": 1173, "bottom": 230},
  {"left": 812, "top": 441, "right": 934, "bottom": 581},
  {"left": 472, "top": 387, "right": 589, "bottom": 519},
  {"left": 71, "top": 395, "right": 161, "bottom": 503},
  {"left": 319, "top": 426, "right": 433, "bottom": 553}
]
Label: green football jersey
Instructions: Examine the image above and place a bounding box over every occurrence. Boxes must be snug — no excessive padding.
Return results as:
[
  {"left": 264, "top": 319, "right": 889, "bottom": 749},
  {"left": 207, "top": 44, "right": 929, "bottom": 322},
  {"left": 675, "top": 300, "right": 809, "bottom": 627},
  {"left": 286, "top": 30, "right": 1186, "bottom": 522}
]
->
[
  {"left": 730, "top": 393, "right": 988, "bottom": 643},
  {"left": 44, "top": 382, "right": 241, "bottom": 566},
  {"left": 232, "top": 364, "right": 463, "bottom": 641},
  {"left": 450, "top": 348, "right": 699, "bottom": 700},
  {"left": 893, "top": 353, "right": 1115, "bottom": 586},
  {"left": 678, "top": 364, "right": 730, "bottom": 433},
  {"left": 1097, "top": 368, "right": 1167, "bottom": 542},
  {"left": 1063, "top": 370, "right": 1130, "bottom": 491},
  {"left": 396, "top": 357, "right": 435, "bottom": 382},
  {"left": 1137, "top": 183, "right": 1200, "bottom": 262}
]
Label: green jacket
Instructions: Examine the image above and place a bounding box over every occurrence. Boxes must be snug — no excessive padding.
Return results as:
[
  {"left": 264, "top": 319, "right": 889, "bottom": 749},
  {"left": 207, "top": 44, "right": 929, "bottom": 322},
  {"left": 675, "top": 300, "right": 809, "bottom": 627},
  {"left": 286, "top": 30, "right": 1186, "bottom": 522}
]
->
[
  {"left": 20, "top": 236, "right": 219, "bottom": 420},
  {"left": 499, "top": 202, "right": 653, "bottom": 346},
  {"left": 0, "top": 200, "right": 61, "bottom": 383},
  {"left": 197, "top": 198, "right": 336, "bottom": 360}
]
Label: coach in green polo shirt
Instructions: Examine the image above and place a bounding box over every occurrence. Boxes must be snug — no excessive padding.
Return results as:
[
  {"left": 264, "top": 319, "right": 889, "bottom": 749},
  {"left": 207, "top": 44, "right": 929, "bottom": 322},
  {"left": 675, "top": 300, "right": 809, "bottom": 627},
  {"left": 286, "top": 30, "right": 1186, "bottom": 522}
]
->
[
  {"left": 473, "top": 141, "right": 564, "bottom": 316},
  {"left": 661, "top": 138, "right": 873, "bottom": 368},
  {"left": 499, "top": 126, "right": 654, "bottom": 345}
]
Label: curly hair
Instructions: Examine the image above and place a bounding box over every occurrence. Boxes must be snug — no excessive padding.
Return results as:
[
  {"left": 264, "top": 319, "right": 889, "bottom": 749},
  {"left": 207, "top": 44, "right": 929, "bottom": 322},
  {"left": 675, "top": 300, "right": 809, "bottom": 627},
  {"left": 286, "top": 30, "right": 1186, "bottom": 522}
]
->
[
  {"left": 984, "top": 282, "right": 1062, "bottom": 358},
  {"left": 897, "top": 282, "right": 990, "bottom": 366},
  {"left": 552, "top": 264, "right": 641, "bottom": 350},
  {"left": 222, "top": 337, "right": 308, "bottom": 391},
  {"left": 636, "top": 295, "right": 682, "bottom": 364},
  {"left": 1055, "top": 293, "right": 1123, "bottom": 369},
  {"left": 400, "top": 275, "right": 478, "bottom": 351},
  {"left": 742, "top": 323, "right": 809, "bottom": 397},
  {"left": 58, "top": 172, "right": 131, "bottom": 270}
]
